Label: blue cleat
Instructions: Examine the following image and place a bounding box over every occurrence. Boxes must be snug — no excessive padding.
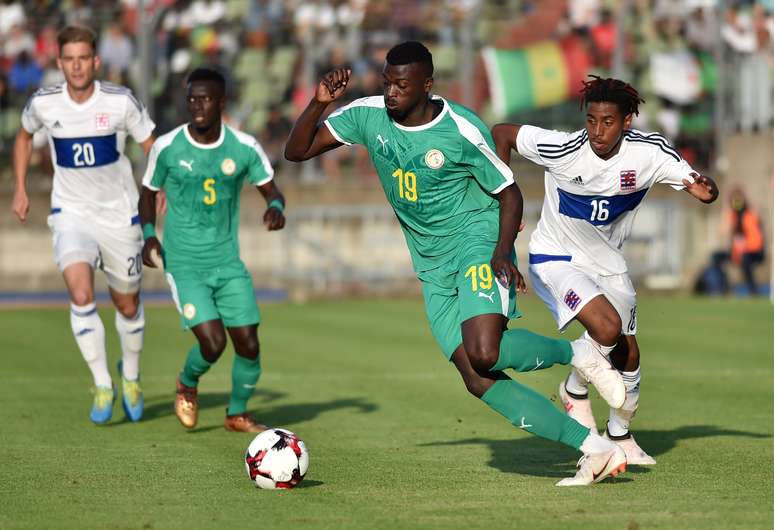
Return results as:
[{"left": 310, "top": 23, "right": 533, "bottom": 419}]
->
[
  {"left": 90, "top": 385, "right": 115, "bottom": 424},
  {"left": 118, "top": 361, "right": 144, "bottom": 422}
]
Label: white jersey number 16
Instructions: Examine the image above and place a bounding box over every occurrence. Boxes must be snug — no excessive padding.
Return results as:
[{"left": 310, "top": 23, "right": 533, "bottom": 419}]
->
[{"left": 590, "top": 199, "right": 610, "bottom": 222}]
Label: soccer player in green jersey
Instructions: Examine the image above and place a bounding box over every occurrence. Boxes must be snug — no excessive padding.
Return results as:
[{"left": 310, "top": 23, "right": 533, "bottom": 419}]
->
[
  {"left": 286, "top": 41, "right": 629, "bottom": 485},
  {"left": 138, "top": 68, "right": 286, "bottom": 433}
]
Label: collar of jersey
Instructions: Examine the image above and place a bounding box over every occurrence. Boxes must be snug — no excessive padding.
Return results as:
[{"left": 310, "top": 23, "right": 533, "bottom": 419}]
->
[
  {"left": 183, "top": 122, "right": 226, "bottom": 149},
  {"left": 61, "top": 80, "right": 101, "bottom": 110},
  {"left": 391, "top": 95, "right": 448, "bottom": 132}
]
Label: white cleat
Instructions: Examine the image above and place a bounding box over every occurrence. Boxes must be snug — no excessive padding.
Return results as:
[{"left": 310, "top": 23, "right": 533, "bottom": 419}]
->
[
  {"left": 570, "top": 339, "right": 625, "bottom": 409},
  {"left": 555, "top": 444, "right": 627, "bottom": 487},
  {"left": 558, "top": 379, "right": 597, "bottom": 432},
  {"left": 603, "top": 430, "right": 656, "bottom": 465}
]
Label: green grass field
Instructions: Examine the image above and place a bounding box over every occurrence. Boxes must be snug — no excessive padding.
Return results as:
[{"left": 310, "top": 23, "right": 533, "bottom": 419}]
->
[{"left": 1, "top": 295, "right": 773, "bottom": 529}]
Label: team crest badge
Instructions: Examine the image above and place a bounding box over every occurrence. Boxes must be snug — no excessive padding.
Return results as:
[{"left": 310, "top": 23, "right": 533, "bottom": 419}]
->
[
  {"left": 221, "top": 158, "right": 236, "bottom": 175},
  {"left": 183, "top": 303, "right": 197, "bottom": 320},
  {"left": 564, "top": 289, "right": 582, "bottom": 311},
  {"left": 425, "top": 149, "right": 445, "bottom": 169},
  {"left": 620, "top": 170, "right": 637, "bottom": 191},
  {"left": 95, "top": 113, "right": 110, "bottom": 131}
]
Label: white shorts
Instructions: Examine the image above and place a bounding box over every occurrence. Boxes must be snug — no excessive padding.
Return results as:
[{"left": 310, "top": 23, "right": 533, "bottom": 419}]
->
[
  {"left": 528, "top": 259, "right": 637, "bottom": 335},
  {"left": 47, "top": 210, "right": 143, "bottom": 294}
]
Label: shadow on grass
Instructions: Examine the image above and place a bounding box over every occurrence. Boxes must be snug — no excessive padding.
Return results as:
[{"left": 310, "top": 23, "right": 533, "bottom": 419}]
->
[
  {"left": 122, "top": 390, "right": 378, "bottom": 432},
  {"left": 422, "top": 425, "right": 770, "bottom": 479}
]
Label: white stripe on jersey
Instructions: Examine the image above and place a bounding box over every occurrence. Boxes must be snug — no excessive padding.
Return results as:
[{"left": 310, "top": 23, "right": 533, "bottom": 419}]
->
[
  {"left": 517, "top": 125, "right": 696, "bottom": 275},
  {"left": 324, "top": 96, "right": 385, "bottom": 145}
]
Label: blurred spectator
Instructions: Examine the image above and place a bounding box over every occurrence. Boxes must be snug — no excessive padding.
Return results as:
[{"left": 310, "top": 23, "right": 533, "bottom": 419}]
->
[
  {"left": 722, "top": 3, "right": 772, "bottom": 133},
  {"left": 0, "top": 1, "right": 25, "bottom": 37},
  {"left": 3, "top": 23, "right": 35, "bottom": 60},
  {"left": 64, "top": 0, "right": 93, "bottom": 27},
  {"left": 260, "top": 105, "right": 294, "bottom": 171},
  {"left": 8, "top": 51, "right": 43, "bottom": 100},
  {"left": 99, "top": 23, "right": 133, "bottom": 85},
  {"left": 715, "top": 188, "right": 766, "bottom": 295}
]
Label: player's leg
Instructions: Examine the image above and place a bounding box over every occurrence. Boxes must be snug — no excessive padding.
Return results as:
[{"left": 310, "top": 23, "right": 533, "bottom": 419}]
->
[
  {"left": 450, "top": 343, "right": 626, "bottom": 486},
  {"left": 99, "top": 220, "right": 146, "bottom": 421},
  {"left": 50, "top": 211, "right": 114, "bottom": 424},
  {"left": 218, "top": 264, "right": 266, "bottom": 433},
  {"left": 166, "top": 269, "right": 224, "bottom": 428},
  {"left": 225, "top": 325, "right": 267, "bottom": 433},
  {"left": 458, "top": 257, "right": 623, "bottom": 408}
]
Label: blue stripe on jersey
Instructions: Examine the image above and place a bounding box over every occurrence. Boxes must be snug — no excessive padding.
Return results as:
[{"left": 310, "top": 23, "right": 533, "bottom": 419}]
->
[
  {"left": 557, "top": 188, "right": 649, "bottom": 226},
  {"left": 53, "top": 134, "right": 119, "bottom": 168},
  {"left": 529, "top": 253, "right": 572, "bottom": 264},
  {"left": 624, "top": 131, "right": 680, "bottom": 161}
]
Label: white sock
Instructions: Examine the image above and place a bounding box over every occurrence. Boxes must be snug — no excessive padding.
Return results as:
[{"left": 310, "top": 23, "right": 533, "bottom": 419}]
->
[
  {"left": 579, "top": 430, "right": 616, "bottom": 454},
  {"left": 608, "top": 366, "right": 640, "bottom": 437},
  {"left": 115, "top": 303, "right": 144, "bottom": 381},
  {"left": 566, "top": 332, "right": 617, "bottom": 395},
  {"left": 70, "top": 302, "right": 111, "bottom": 388}
]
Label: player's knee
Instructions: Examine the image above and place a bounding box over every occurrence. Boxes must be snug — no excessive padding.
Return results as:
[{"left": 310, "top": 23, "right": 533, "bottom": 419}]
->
[
  {"left": 235, "top": 337, "right": 260, "bottom": 360},
  {"left": 116, "top": 300, "right": 140, "bottom": 319},
  {"left": 199, "top": 334, "right": 227, "bottom": 362},
  {"left": 591, "top": 314, "right": 622, "bottom": 347},
  {"left": 464, "top": 341, "right": 500, "bottom": 372},
  {"left": 460, "top": 371, "right": 490, "bottom": 398},
  {"left": 70, "top": 291, "right": 94, "bottom": 307}
]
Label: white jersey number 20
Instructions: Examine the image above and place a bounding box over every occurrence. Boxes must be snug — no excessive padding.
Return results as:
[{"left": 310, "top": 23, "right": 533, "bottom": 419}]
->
[{"left": 72, "top": 142, "right": 96, "bottom": 167}]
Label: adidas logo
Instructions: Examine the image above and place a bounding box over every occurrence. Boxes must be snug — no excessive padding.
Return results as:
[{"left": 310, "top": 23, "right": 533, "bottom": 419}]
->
[
  {"left": 571, "top": 175, "right": 584, "bottom": 185},
  {"left": 53, "top": 121, "right": 62, "bottom": 128}
]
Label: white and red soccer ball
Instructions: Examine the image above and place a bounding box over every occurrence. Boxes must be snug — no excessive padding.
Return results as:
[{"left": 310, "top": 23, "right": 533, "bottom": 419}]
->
[{"left": 244, "top": 428, "right": 309, "bottom": 489}]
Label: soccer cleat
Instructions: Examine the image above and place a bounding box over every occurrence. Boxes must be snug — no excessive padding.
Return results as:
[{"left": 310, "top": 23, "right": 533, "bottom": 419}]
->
[
  {"left": 558, "top": 378, "right": 597, "bottom": 432},
  {"left": 175, "top": 377, "right": 198, "bottom": 429},
  {"left": 555, "top": 444, "right": 627, "bottom": 486},
  {"left": 90, "top": 385, "right": 115, "bottom": 425},
  {"left": 604, "top": 429, "right": 656, "bottom": 465},
  {"left": 224, "top": 412, "right": 268, "bottom": 433},
  {"left": 570, "top": 339, "right": 625, "bottom": 409},
  {"left": 118, "top": 361, "right": 143, "bottom": 422}
]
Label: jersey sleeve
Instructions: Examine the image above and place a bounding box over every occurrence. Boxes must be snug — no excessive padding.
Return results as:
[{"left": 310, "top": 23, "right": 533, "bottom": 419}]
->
[
  {"left": 516, "top": 125, "right": 583, "bottom": 168},
  {"left": 142, "top": 140, "right": 167, "bottom": 190},
  {"left": 246, "top": 137, "right": 275, "bottom": 186},
  {"left": 124, "top": 91, "right": 155, "bottom": 143},
  {"left": 20, "top": 97, "right": 43, "bottom": 134},
  {"left": 323, "top": 98, "right": 372, "bottom": 146},
  {"left": 651, "top": 143, "right": 696, "bottom": 190},
  {"left": 459, "top": 126, "right": 514, "bottom": 194}
]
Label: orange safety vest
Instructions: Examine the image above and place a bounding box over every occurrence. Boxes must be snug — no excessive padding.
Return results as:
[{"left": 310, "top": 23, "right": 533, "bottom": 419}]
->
[{"left": 728, "top": 208, "right": 764, "bottom": 263}]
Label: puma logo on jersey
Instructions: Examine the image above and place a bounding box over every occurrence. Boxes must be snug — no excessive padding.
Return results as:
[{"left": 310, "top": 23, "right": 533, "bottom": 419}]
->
[
  {"left": 376, "top": 134, "right": 389, "bottom": 153},
  {"left": 179, "top": 160, "right": 194, "bottom": 171},
  {"left": 519, "top": 417, "right": 533, "bottom": 429},
  {"left": 477, "top": 291, "right": 495, "bottom": 303}
]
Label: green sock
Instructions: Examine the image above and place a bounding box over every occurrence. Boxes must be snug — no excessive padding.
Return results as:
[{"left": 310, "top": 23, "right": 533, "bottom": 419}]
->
[
  {"left": 180, "top": 345, "right": 213, "bottom": 388},
  {"left": 481, "top": 378, "right": 589, "bottom": 449},
  {"left": 492, "top": 329, "right": 573, "bottom": 372},
  {"left": 227, "top": 354, "right": 262, "bottom": 415}
]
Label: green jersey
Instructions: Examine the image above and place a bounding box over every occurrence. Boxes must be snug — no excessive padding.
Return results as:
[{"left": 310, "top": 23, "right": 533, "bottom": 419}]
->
[
  {"left": 324, "top": 95, "right": 513, "bottom": 272},
  {"left": 142, "top": 123, "right": 273, "bottom": 270}
]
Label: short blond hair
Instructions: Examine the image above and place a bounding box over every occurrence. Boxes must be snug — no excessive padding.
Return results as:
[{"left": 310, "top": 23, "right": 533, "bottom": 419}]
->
[{"left": 57, "top": 25, "right": 97, "bottom": 55}]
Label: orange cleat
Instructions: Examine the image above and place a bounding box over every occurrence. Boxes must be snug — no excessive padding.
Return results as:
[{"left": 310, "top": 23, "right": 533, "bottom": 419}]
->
[
  {"left": 224, "top": 412, "right": 268, "bottom": 433},
  {"left": 174, "top": 378, "right": 198, "bottom": 429}
]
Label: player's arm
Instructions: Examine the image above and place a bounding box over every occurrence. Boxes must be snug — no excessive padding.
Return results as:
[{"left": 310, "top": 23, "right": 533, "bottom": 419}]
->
[
  {"left": 138, "top": 135, "right": 155, "bottom": 156},
  {"left": 256, "top": 180, "right": 286, "bottom": 231},
  {"left": 682, "top": 172, "right": 719, "bottom": 204},
  {"left": 284, "top": 68, "right": 351, "bottom": 162},
  {"left": 11, "top": 128, "right": 34, "bottom": 223},
  {"left": 491, "top": 123, "right": 522, "bottom": 165},
  {"left": 492, "top": 183, "right": 527, "bottom": 293},
  {"left": 138, "top": 186, "right": 163, "bottom": 267}
]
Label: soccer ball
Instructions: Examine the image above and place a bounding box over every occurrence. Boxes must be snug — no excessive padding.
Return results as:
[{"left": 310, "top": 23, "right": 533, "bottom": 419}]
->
[{"left": 244, "top": 428, "right": 309, "bottom": 489}]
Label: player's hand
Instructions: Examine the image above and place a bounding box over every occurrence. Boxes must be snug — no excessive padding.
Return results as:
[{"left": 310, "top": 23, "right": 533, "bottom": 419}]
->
[
  {"left": 315, "top": 68, "right": 351, "bottom": 104},
  {"left": 264, "top": 205, "right": 285, "bottom": 231},
  {"left": 141, "top": 237, "right": 164, "bottom": 268},
  {"left": 491, "top": 254, "right": 527, "bottom": 293},
  {"left": 11, "top": 189, "right": 30, "bottom": 223},
  {"left": 683, "top": 172, "right": 718, "bottom": 204}
]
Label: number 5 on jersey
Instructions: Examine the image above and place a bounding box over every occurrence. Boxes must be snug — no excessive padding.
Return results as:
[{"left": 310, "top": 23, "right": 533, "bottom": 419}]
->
[{"left": 203, "top": 178, "right": 217, "bottom": 205}]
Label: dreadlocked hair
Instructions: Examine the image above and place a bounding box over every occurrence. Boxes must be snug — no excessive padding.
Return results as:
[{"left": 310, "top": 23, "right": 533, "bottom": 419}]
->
[{"left": 580, "top": 75, "right": 644, "bottom": 116}]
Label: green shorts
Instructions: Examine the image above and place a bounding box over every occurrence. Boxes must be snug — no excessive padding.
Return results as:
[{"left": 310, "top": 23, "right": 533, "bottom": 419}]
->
[
  {"left": 418, "top": 240, "right": 521, "bottom": 360},
  {"left": 165, "top": 261, "right": 260, "bottom": 330}
]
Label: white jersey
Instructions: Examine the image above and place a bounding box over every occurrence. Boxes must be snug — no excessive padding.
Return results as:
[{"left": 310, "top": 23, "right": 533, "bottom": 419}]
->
[
  {"left": 517, "top": 125, "right": 696, "bottom": 275},
  {"left": 22, "top": 81, "right": 155, "bottom": 228}
]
